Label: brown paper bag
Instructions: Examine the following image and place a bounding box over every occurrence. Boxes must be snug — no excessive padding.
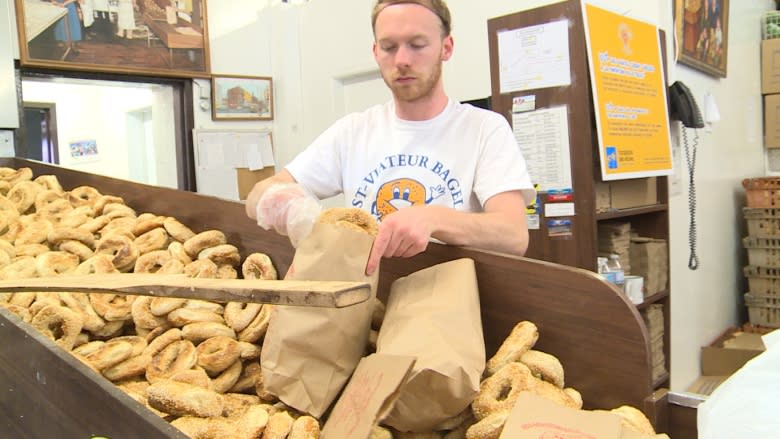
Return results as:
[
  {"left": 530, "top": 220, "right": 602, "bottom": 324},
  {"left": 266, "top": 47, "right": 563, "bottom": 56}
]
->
[
  {"left": 377, "top": 258, "right": 485, "bottom": 432},
  {"left": 321, "top": 354, "right": 416, "bottom": 439},
  {"left": 500, "top": 392, "right": 623, "bottom": 438},
  {"left": 260, "top": 222, "right": 378, "bottom": 417}
]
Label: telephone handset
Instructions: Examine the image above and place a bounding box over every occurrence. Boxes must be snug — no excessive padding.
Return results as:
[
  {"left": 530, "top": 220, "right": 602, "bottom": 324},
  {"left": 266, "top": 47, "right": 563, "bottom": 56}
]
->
[
  {"left": 668, "top": 80, "right": 702, "bottom": 270},
  {"left": 669, "top": 81, "right": 704, "bottom": 129}
]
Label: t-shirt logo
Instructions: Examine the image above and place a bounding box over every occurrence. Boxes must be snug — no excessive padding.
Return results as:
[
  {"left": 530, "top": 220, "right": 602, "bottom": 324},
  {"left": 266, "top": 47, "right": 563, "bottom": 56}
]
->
[
  {"left": 350, "top": 154, "right": 464, "bottom": 221},
  {"left": 372, "top": 178, "right": 445, "bottom": 221}
]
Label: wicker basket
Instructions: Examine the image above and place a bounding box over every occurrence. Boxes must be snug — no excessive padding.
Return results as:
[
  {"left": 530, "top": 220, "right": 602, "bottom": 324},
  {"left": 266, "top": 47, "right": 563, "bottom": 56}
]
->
[
  {"left": 743, "top": 178, "right": 780, "bottom": 208},
  {"left": 744, "top": 265, "right": 780, "bottom": 296},
  {"left": 744, "top": 207, "right": 780, "bottom": 236},
  {"left": 745, "top": 293, "right": 780, "bottom": 328},
  {"left": 743, "top": 236, "right": 780, "bottom": 266}
]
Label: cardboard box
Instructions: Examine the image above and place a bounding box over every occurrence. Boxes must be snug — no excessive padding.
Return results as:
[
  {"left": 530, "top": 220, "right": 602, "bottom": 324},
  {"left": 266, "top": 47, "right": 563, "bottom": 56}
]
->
[
  {"left": 235, "top": 167, "right": 274, "bottom": 200},
  {"left": 610, "top": 177, "right": 657, "bottom": 209},
  {"left": 594, "top": 177, "right": 657, "bottom": 212},
  {"left": 686, "top": 375, "right": 728, "bottom": 396},
  {"left": 701, "top": 327, "right": 765, "bottom": 376},
  {"left": 762, "top": 39, "right": 780, "bottom": 94},
  {"left": 765, "top": 94, "right": 780, "bottom": 149}
]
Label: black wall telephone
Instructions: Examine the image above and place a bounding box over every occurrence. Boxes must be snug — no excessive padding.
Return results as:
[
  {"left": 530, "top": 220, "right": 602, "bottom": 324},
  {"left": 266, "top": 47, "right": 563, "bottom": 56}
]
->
[
  {"left": 669, "top": 81, "right": 704, "bottom": 128},
  {"left": 668, "top": 80, "right": 703, "bottom": 270}
]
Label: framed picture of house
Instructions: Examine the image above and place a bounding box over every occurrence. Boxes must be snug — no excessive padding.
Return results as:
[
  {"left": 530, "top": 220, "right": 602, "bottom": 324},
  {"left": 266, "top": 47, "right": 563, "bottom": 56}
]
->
[
  {"left": 14, "top": 0, "right": 210, "bottom": 78},
  {"left": 674, "top": 0, "right": 729, "bottom": 78},
  {"left": 211, "top": 74, "right": 274, "bottom": 121}
]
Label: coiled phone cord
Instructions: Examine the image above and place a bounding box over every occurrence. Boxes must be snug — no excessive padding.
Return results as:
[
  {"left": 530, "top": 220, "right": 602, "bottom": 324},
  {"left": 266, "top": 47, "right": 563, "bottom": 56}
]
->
[{"left": 682, "top": 127, "right": 699, "bottom": 270}]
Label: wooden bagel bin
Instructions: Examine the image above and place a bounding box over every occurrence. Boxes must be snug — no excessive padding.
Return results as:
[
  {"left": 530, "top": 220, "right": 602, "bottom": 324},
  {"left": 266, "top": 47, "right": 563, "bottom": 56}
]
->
[{"left": 0, "top": 157, "right": 682, "bottom": 437}]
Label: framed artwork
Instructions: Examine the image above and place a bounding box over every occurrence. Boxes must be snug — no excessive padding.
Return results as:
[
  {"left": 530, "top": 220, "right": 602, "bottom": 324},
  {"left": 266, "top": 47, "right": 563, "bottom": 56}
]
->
[
  {"left": 211, "top": 74, "right": 274, "bottom": 121},
  {"left": 14, "top": 0, "right": 210, "bottom": 78},
  {"left": 69, "top": 139, "right": 99, "bottom": 162},
  {"left": 674, "top": 0, "right": 729, "bottom": 78}
]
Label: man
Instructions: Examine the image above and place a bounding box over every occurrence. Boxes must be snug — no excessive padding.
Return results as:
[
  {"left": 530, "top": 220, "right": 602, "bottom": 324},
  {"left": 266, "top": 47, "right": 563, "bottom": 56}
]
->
[
  {"left": 89, "top": 0, "right": 114, "bottom": 41},
  {"left": 246, "top": 0, "right": 535, "bottom": 274}
]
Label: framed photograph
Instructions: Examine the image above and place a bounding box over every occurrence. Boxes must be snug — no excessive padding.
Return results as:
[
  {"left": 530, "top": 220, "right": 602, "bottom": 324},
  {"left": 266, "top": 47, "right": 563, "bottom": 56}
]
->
[
  {"left": 69, "top": 139, "right": 99, "bottom": 162},
  {"left": 674, "top": 0, "right": 729, "bottom": 78},
  {"left": 14, "top": 0, "right": 210, "bottom": 78},
  {"left": 211, "top": 75, "right": 274, "bottom": 121}
]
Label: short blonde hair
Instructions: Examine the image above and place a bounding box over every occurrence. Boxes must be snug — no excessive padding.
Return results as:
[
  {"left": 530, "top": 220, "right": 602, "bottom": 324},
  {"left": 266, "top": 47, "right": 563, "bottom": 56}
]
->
[{"left": 371, "top": 0, "right": 452, "bottom": 37}]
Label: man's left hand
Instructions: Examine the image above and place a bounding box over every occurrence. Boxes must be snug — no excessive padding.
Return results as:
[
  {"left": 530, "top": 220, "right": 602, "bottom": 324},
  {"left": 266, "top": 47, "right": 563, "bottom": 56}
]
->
[{"left": 365, "top": 206, "right": 433, "bottom": 275}]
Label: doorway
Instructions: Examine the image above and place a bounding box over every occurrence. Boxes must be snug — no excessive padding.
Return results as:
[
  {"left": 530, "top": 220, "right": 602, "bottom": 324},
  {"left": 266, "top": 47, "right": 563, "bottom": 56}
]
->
[
  {"left": 126, "top": 107, "right": 153, "bottom": 184},
  {"left": 21, "top": 102, "right": 59, "bottom": 164},
  {"left": 18, "top": 69, "right": 197, "bottom": 191}
]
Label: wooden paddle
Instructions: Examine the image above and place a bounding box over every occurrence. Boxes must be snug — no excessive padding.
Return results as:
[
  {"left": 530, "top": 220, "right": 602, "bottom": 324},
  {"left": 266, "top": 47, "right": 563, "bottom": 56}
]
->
[{"left": 0, "top": 274, "right": 371, "bottom": 308}]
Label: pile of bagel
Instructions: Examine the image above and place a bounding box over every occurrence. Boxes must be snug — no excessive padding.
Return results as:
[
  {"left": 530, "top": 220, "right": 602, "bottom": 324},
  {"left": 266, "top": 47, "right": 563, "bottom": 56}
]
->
[
  {"left": 0, "top": 167, "right": 318, "bottom": 438},
  {"left": 360, "top": 318, "right": 667, "bottom": 439},
  {"left": 0, "top": 167, "right": 667, "bottom": 439}
]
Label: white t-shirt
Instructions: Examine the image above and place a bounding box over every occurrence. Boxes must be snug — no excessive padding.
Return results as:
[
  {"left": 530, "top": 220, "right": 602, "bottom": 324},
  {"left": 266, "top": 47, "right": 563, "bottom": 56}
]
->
[{"left": 286, "top": 99, "right": 535, "bottom": 223}]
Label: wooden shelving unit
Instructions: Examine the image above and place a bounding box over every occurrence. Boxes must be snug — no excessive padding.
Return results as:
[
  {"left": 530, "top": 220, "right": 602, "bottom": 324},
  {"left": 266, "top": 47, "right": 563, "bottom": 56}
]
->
[{"left": 488, "top": 0, "right": 671, "bottom": 391}]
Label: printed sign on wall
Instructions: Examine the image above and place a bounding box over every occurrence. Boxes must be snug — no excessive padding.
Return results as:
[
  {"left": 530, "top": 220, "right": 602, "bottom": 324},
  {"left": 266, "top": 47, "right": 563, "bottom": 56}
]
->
[{"left": 582, "top": 2, "right": 673, "bottom": 180}]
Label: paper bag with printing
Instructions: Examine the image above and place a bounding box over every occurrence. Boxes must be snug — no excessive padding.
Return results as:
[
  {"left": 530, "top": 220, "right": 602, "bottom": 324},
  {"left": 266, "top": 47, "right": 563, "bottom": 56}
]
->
[
  {"left": 260, "top": 220, "right": 378, "bottom": 417},
  {"left": 377, "top": 258, "right": 485, "bottom": 432}
]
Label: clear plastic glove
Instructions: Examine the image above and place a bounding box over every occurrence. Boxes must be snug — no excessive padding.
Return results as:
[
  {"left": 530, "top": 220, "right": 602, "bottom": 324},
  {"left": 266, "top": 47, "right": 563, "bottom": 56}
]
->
[{"left": 255, "top": 183, "right": 322, "bottom": 247}]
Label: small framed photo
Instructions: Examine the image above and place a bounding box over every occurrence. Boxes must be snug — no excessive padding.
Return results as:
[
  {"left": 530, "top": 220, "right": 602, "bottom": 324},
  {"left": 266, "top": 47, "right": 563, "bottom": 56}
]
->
[
  {"left": 211, "top": 74, "right": 273, "bottom": 121},
  {"left": 69, "top": 139, "right": 99, "bottom": 162}
]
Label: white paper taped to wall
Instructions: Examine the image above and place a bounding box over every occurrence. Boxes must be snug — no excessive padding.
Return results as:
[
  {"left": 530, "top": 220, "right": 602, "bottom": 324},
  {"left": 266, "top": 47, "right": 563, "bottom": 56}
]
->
[
  {"left": 247, "top": 145, "right": 264, "bottom": 170},
  {"left": 258, "top": 134, "right": 275, "bottom": 166},
  {"left": 195, "top": 130, "right": 273, "bottom": 170},
  {"left": 704, "top": 92, "right": 721, "bottom": 124},
  {"left": 194, "top": 129, "right": 274, "bottom": 201}
]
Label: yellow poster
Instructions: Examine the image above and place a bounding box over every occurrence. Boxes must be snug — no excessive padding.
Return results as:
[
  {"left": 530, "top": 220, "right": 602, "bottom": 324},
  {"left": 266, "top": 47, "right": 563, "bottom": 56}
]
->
[{"left": 582, "top": 2, "right": 673, "bottom": 180}]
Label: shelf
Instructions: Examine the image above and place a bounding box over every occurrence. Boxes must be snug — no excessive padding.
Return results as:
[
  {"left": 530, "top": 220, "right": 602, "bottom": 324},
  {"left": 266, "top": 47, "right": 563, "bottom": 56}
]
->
[
  {"left": 596, "top": 204, "right": 668, "bottom": 221},
  {"left": 637, "top": 289, "right": 670, "bottom": 310}
]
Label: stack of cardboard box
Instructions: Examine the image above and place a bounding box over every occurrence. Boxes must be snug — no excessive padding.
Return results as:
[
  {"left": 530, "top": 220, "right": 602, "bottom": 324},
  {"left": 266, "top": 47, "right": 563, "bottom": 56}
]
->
[
  {"left": 629, "top": 237, "right": 668, "bottom": 297},
  {"left": 763, "top": 39, "right": 780, "bottom": 148},
  {"left": 689, "top": 327, "right": 766, "bottom": 396},
  {"left": 642, "top": 304, "right": 667, "bottom": 383},
  {"left": 597, "top": 221, "right": 632, "bottom": 273}
]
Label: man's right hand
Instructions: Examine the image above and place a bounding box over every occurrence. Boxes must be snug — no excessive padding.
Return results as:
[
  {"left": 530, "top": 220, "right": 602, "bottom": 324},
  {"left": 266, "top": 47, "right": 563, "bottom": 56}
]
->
[
  {"left": 245, "top": 170, "right": 297, "bottom": 220},
  {"left": 255, "top": 183, "right": 310, "bottom": 234},
  {"left": 245, "top": 172, "right": 321, "bottom": 247}
]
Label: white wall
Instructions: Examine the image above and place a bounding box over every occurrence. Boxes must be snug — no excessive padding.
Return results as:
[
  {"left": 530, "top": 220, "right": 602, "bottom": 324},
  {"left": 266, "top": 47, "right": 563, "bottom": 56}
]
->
[
  {"left": 192, "top": 0, "right": 277, "bottom": 200},
  {"left": 0, "top": 0, "right": 19, "bottom": 128},
  {"left": 197, "top": 0, "right": 274, "bottom": 133},
  {"left": 662, "top": 1, "right": 774, "bottom": 391}
]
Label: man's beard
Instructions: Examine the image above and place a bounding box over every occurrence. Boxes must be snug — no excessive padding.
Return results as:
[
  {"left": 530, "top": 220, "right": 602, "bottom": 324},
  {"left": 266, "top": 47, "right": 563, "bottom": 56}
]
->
[{"left": 384, "top": 60, "right": 442, "bottom": 103}]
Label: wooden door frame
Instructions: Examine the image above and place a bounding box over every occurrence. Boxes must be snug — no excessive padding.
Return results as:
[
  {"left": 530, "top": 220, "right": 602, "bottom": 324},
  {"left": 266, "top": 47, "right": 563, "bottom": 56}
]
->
[
  {"left": 22, "top": 101, "right": 59, "bottom": 164},
  {"left": 17, "top": 66, "right": 197, "bottom": 191}
]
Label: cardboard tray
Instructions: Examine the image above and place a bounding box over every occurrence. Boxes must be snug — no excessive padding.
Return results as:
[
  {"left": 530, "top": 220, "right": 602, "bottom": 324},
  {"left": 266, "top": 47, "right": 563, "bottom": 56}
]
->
[
  {"left": 0, "top": 158, "right": 660, "bottom": 437},
  {"left": 701, "top": 326, "right": 766, "bottom": 376}
]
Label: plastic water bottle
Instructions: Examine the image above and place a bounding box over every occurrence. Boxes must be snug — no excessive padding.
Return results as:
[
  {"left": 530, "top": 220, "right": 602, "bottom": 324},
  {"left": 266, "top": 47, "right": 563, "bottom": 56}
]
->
[
  {"left": 597, "top": 257, "right": 616, "bottom": 283},
  {"left": 607, "top": 254, "right": 625, "bottom": 292}
]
